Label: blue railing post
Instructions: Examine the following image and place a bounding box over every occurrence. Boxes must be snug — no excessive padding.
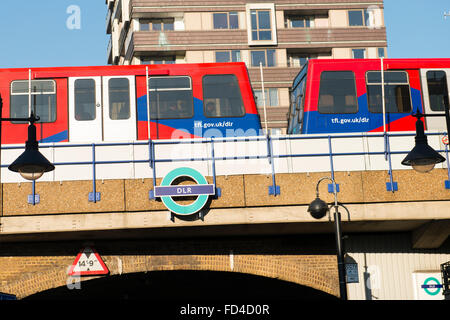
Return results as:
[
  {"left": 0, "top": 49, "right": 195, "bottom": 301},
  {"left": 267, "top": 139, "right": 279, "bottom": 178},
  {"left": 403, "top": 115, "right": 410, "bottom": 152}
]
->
[
  {"left": 210, "top": 138, "right": 221, "bottom": 198},
  {"left": 267, "top": 134, "right": 280, "bottom": 196},
  {"left": 148, "top": 138, "right": 158, "bottom": 200},
  {"left": 327, "top": 136, "right": 340, "bottom": 194},
  {"left": 385, "top": 133, "right": 398, "bottom": 192},
  {"left": 27, "top": 180, "right": 40, "bottom": 205},
  {"left": 88, "top": 143, "right": 101, "bottom": 202},
  {"left": 445, "top": 135, "right": 450, "bottom": 189}
]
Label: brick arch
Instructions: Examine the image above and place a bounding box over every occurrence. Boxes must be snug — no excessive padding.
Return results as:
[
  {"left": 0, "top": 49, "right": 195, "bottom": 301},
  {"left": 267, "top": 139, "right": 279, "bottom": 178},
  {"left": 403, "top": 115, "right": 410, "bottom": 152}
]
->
[{"left": 5, "top": 254, "right": 339, "bottom": 299}]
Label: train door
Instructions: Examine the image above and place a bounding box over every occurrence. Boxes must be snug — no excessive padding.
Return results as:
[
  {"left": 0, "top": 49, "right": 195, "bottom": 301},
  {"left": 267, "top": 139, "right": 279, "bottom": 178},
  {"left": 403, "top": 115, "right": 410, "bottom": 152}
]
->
[
  {"left": 68, "top": 76, "right": 136, "bottom": 142},
  {"left": 102, "top": 76, "right": 136, "bottom": 141},
  {"left": 69, "top": 77, "right": 102, "bottom": 142},
  {"left": 420, "top": 69, "right": 450, "bottom": 131}
]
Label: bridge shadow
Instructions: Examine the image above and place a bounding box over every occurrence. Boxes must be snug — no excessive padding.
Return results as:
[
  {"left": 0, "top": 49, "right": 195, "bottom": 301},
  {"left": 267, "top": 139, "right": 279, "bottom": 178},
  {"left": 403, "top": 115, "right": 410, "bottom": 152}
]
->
[
  {"left": 24, "top": 270, "right": 339, "bottom": 301},
  {"left": 0, "top": 233, "right": 337, "bottom": 256}
]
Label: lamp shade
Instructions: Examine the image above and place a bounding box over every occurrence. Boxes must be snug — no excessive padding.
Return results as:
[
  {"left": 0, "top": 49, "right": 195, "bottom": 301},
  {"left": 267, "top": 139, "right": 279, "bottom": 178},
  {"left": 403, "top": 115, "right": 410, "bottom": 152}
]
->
[
  {"left": 8, "top": 123, "right": 54, "bottom": 181},
  {"left": 308, "top": 197, "right": 329, "bottom": 219},
  {"left": 401, "top": 118, "right": 445, "bottom": 173}
]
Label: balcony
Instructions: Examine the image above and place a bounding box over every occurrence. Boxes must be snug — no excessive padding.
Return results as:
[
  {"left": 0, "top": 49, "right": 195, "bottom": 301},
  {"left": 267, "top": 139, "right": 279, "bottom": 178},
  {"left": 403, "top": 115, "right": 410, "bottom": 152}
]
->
[{"left": 130, "top": 26, "right": 386, "bottom": 54}]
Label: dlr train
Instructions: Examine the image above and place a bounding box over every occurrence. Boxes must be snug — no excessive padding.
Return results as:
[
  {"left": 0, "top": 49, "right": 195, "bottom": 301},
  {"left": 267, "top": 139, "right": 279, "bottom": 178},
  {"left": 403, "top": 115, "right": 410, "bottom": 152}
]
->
[
  {"left": 1, "top": 59, "right": 449, "bottom": 146},
  {"left": 288, "top": 58, "right": 450, "bottom": 135},
  {"left": 0, "top": 62, "right": 261, "bottom": 145}
]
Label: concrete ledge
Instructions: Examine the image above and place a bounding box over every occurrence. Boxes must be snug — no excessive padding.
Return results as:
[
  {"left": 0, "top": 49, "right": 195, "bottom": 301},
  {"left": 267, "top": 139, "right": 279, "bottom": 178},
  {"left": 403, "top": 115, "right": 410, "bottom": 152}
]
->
[
  {"left": 2, "top": 169, "right": 450, "bottom": 217},
  {"left": 1, "top": 201, "right": 449, "bottom": 236}
]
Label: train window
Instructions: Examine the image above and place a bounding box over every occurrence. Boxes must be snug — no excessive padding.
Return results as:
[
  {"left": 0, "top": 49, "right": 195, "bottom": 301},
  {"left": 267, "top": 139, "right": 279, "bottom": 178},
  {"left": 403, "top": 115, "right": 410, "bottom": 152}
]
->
[
  {"left": 203, "top": 74, "right": 245, "bottom": 118},
  {"left": 148, "top": 76, "right": 193, "bottom": 119},
  {"left": 108, "top": 78, "right": 130, "bottom": 120},
  {"left": 426, "top": 71, "right": 449, "bottom": 112},
  {"left": 74, "top": 79, "right": 96, "bottom": 121},
  {"left": 366, "top": 71, "right": 412, "bottom": 113},
  {"left": 10, "top": 80, "right": 56, "bottom": 123},
  {"left": 318, "top": 71, "right": 358, "bottom": 114}
]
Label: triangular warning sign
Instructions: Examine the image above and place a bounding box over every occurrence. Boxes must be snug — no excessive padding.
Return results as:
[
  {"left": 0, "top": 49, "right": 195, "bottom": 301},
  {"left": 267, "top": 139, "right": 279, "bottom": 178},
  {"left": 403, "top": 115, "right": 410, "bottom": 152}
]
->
[{"left": 68, "top": 247, "right": 109, "bottom": 276}]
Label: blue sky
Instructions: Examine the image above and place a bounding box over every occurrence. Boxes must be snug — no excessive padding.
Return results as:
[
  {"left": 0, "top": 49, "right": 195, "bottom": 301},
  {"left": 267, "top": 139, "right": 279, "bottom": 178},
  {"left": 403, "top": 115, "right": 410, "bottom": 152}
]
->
[
  {"left": 384, "top": 0, "right": 450, "bottom": 58},
  {"left": 0, "top": 1, "right": 449, "bottom": 68},
  {"left": 0, "top": 1, "right": 108, "bottom": 68}
]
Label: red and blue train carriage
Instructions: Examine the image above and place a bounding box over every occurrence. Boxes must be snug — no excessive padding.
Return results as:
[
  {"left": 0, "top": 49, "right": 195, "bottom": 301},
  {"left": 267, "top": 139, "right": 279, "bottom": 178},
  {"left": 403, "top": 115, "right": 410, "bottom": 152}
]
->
[
  {"left": 0, "top": 62, "right": 261, "bottom": 145},
  {"left": 1, "top": 58, "right": 449, "bottom": 147},
  {"left": 288, "top": 58, "right": 450, "bottom": 135}
]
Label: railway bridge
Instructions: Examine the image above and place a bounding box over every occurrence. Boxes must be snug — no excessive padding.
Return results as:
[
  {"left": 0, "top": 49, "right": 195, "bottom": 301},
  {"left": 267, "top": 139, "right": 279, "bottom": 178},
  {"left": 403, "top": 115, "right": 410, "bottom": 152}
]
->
[{"left": 1, "top": 132, "right": 449, "bottom": 301}]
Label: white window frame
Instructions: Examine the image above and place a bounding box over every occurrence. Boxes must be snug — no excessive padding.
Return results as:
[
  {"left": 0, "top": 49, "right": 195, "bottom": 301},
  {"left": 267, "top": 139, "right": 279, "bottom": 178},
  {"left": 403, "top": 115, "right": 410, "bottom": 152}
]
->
[{"left": 246, "top": 3, "right": 277, "bottom": 46}]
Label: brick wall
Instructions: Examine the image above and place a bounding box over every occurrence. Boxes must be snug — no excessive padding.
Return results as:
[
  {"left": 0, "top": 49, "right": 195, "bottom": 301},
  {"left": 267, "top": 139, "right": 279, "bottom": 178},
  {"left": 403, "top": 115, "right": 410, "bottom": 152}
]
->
[{"left": 0, "top": 235, "right": 339, "bottom": 299}]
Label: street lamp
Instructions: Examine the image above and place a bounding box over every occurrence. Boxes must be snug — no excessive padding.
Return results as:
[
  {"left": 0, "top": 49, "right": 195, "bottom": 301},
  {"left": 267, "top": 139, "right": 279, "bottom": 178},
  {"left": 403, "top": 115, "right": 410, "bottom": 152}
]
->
[
  {"left": 402, "top": 76, "right": 450, "bottom": 172},
  {"left": 401, "top": 114, "right": 446, "bottom": 173},
  {"left": 0, "top": 94, "right": 55, "bottom": 181},
  {"left": 308, "top": 176, "right": 348, "bottom": 300}
]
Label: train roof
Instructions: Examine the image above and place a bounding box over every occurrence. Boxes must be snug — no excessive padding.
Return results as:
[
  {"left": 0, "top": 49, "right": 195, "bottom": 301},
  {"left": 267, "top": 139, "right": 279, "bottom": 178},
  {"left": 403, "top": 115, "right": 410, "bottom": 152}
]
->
[
  {"left": 0, "top": 62, "right": 249, "bottom": 78},
  {"left": 306, "top": 58, "right": 450, "bottom": 70}
]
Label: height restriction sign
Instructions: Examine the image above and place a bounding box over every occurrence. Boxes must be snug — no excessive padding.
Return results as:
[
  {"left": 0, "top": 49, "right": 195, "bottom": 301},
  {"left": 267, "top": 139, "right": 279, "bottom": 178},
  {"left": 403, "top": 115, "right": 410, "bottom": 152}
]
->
[{"left": 68, "top": 247, "right": 109, "bottom": 276}]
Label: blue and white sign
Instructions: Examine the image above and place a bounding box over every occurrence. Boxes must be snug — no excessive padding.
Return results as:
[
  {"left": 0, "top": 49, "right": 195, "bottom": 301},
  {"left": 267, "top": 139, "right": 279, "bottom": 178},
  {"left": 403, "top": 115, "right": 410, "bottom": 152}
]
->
[
  {"left": 345, "top": 263, "right": 359, "bottom": 283},
  {"left": 412, "top": 272, "right": 444, "bottom": 300},
  {"left": 154, "top": 167, "right": 215, "bottom": 215}
]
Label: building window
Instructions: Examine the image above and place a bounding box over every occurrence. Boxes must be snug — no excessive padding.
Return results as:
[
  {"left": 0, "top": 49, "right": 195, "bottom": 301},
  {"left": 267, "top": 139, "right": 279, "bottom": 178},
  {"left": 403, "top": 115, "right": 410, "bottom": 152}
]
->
[
  {"left": 377, "top": 48, "right": 386, "bottom": 58},
  {"left": 254, "top": 88, "right": 279, "bottom": 107},
  {"left": 141, "top": 56, "right": 175, "bottom": 64},
  {"left": 348, "top": 10, "right": 370, "bottom": 27},
  {"left": 251, "top": 50, "right": 276, "bottom": 67},
  {"left": 426, "top": 71, "right": 449, "bottom": 112},
  {"left": 215, "top": 50, "right": 241, "bottom": 63},
  {"left": 287, "top": 54, "right": 313, "bottom": 68},
  {"left": 148, "top": 77, "right": 193, "bottom": 119},
  {"left": 108, "top": 78, "right": 130, "bottom": 120},
  {"left": 213, "top": 12, "right": 239, "bottom": 29},
  {"left": 140, "top": 19, "right": 174, "bottom": 31},
  {"left": 366, "top": 71, "right": 412, "bottom": 113},
  {"left": 352, "top": 48, "right": 366, "bottom": 59},
  {"left": 285, "top": 15, "right": 314, "bottom": 28},
  {"left": 10, "top": 80, "right": 57, "bottom": 123},
  {"left": 203, "top": 75, "right": 245, "bottom": 118},
  {"left": 250, "top": 9, "right": 272, "bottom": 41},
  {"left": 246, "top": 3, "right": 277, "bottom": 45},
  {"left": 318, "top": 71, "right": 358, "bottom": 114}
]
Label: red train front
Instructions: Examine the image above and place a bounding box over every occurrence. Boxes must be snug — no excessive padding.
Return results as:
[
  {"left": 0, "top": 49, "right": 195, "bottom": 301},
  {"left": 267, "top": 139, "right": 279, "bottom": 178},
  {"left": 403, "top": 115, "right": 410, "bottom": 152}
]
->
[
  {"left": 288, "top": 58, "right": 450, "bottom": 135},
  {"left": 0, "top": 62, "right": 262, "bottom": 145}
]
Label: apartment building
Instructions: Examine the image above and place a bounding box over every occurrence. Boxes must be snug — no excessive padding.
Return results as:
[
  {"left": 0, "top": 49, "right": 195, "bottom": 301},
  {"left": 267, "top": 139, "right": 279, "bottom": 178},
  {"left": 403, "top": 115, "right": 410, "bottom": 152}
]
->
[{"left": 105, "top": 0, "right": 387, "bottom": 133}]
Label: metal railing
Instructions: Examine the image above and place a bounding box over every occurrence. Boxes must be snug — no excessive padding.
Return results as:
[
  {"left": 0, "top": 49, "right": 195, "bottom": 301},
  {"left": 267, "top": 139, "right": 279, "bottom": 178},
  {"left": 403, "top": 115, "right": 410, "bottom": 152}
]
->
[{"left": 1, "top": 131, "right": 449, "bottom": 205}]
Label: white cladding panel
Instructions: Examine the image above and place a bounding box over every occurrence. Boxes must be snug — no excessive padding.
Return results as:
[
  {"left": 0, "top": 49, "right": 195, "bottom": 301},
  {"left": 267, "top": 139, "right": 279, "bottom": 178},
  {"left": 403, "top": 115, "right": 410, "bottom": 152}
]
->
[{"left": 345, "top": 233, "right": 450, "bottom": 300}]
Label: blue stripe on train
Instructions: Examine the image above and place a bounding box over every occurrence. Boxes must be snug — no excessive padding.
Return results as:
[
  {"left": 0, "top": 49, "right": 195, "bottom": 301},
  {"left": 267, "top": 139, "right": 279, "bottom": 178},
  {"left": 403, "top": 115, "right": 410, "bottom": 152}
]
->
[
  {"left": 39, "top": 130, "right": 68, "bottom": 143},
  {"left": 137, "top": 96, "right": 262, "bottom": 137},
  {"left": 302, "top": 89, "right": 423, "bottom": 134}
]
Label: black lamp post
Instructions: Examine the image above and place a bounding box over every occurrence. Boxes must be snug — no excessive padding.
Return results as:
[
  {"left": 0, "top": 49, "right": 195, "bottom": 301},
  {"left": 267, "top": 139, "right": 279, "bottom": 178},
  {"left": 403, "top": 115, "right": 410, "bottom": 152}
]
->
[
  {"left": 308, "top": 176, "right": 348, "bottom": 300},
  {"left": 0, "top": 94, "right": 54, "bottom": 181}
]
